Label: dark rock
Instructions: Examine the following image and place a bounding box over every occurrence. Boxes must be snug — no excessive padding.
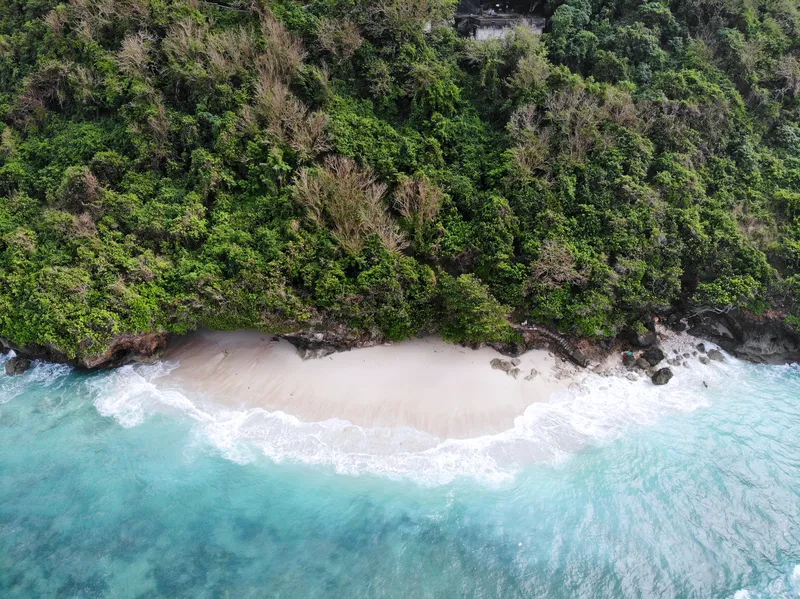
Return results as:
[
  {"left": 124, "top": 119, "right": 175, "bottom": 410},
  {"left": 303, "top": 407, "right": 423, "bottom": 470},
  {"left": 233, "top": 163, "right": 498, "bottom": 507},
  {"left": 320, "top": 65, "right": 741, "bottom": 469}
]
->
[
  {"left": 687, "top": 310, "right": 800, "bottom": 364},
  {"left": 652, "top": 368, "right": 674, "bottom": 385},
  {"left": 635, "top": 357, "right": 651, "bottom": 370},
  {"left": 490, "top": 358, "right": 519, "bottom": 378},
  {"left": 283, "top": 323, "right": 383, "bottom": 361},
  {"left": 297, "top": 347, "right": 335, "bottom": 360},
  {"left": 696, "top": 343, "right": 706, "bottom": 354},
  {"left": 673, "top": 322, "right": 687, "bottom": 332},
  {"left": 707, "top": 349, "right": 725, "bottom": 362},
  {"left": 629, "top": 330, "right": 658, "bottom": 348},
  {"left": 5, "top": 357, "right": 31, "bottom": 375},
  {"left": 1, "top": 332, "right": 166, "bottom": 370},
  {"left": 621, "top": 352, "right": 636, "bottom": 367},
  {"left": 642, "top": 347, "right": 665, "bottom": 366},
  {"left": 699, "top": 356, "right": 710, "bottom": 365}
]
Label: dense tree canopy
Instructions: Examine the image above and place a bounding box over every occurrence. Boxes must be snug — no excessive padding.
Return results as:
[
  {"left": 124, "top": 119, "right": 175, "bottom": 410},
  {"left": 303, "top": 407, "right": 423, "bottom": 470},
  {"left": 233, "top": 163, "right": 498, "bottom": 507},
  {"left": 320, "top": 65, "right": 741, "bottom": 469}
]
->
[{"left": 0, "top": 0, "right": 799, "bottom": 358}]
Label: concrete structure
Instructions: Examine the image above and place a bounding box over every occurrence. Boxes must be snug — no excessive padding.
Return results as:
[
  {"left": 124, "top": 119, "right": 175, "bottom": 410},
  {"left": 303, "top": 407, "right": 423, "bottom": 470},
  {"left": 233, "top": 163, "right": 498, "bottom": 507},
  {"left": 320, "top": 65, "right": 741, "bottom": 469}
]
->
[{"left": 455, "top": 2, "right": 546, "bottom": 40}]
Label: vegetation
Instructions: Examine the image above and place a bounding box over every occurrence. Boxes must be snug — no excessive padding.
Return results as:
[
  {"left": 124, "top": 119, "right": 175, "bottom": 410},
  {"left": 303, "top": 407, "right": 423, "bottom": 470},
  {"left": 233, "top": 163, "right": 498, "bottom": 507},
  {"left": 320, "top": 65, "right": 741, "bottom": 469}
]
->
[{"left": 1, "top": 0, "right": 799, "bottom": 358}]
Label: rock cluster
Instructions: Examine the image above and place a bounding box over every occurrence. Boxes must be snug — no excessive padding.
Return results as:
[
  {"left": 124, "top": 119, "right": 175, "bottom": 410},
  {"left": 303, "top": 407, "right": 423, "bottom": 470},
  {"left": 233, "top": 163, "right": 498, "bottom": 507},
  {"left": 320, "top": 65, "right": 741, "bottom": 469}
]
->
[
  {"left": 620, "top": 344, "right": 673, "bottom": 385},
  {"left": 618, "top": 339, "right": 728, "bottom": 386},
  {"left": 490, "top": 357, "right": 521, "bottom": 378}
]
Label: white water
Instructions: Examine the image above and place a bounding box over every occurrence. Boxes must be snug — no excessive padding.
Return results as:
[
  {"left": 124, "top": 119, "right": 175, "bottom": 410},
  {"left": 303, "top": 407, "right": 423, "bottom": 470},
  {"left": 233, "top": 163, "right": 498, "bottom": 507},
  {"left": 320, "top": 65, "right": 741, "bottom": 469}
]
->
[{"left": 83, "top": 335, "right": 734, "bottom": 486}]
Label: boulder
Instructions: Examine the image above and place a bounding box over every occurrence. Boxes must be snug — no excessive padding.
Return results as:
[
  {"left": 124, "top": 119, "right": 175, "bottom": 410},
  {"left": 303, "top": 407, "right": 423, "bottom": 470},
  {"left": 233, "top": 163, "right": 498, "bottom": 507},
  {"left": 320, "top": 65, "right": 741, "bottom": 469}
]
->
[
  {"left": 635, "top": 357, "right": 651, "bottom": 370},
  {"left": 699, "top": 356, "right": 710, "bottom": 365},
  {"left": 696, "top": 343, "right": 707, "bottom": 354},
  {"left": 630, "top": 330, "right": 658, "bottom": 348},
  {"left": 642, "top": 347, "right": 665, "bottom": 366},
  {"left": 5, "top": 357, "right": 31, "bottom": 376},
  {"left": 490, "top": 358, "right": 520, "bottom": 378},
  {"left": 621, "top": 352, "right": 636, "bottom": 367},
  {"left": 651, "top": 367, "right": 674, "bottom": 385},
  {"left": 510, "top": 358, "right": 521, "bottom": 366},
  {"left": 707, "top": 349, "right": 725, "bottom": 362},
  {"left": 490, "top": 358, "right": 512, "bottom": 371}
]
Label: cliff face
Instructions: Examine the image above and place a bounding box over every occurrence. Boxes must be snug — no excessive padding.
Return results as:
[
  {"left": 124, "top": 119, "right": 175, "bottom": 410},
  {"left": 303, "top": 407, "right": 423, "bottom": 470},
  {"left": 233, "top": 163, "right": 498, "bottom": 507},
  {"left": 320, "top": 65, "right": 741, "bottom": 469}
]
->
[
  {"left": 1, "top": 333, "right": 168, "bottom": 369},
  {"left": 686, "top": 310, "right": 800, "bottom": 365}
]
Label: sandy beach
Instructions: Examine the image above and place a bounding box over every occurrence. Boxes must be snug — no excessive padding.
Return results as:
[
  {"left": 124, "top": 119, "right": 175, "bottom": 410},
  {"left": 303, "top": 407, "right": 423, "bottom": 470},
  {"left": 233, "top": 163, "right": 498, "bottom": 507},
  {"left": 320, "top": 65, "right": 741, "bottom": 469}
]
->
[{"left": 160, "top": 330, "right": 580, "bottom": 439}]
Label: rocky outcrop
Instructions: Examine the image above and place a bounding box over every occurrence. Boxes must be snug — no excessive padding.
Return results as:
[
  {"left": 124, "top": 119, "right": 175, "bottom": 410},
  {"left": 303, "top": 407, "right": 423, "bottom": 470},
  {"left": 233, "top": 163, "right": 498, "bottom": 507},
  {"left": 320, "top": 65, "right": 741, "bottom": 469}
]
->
[
  {"left": 686, "top": 310, "right": 800, "bottom": 364},
  {"left": 628, "top": 330, "right": 658, "bottom": 348},
  {"left": 642, "top": 347, "right": 665, "bottom": 367},
  {"left": 490, "top": 358, "right": 521, "bottom": 378},
  {"left": 5, "top": 356, "right": 31, "bottom": 375},
  {"left": 0, "top": 332, "right": 167, "bottom": 370},
  {"left": 281, "top": 323, "right": 385, "bottom": 360},
  {"left": 652, "top": 367, "right": 674, "bottom": 385}
]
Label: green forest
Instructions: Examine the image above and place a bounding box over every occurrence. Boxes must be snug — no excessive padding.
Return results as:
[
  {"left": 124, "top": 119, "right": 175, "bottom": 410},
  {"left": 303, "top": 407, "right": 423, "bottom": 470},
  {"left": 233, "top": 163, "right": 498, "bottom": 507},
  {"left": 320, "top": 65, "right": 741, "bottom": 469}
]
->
[{"left": 1, "top": 0, "right": 799, "bottom": 359}]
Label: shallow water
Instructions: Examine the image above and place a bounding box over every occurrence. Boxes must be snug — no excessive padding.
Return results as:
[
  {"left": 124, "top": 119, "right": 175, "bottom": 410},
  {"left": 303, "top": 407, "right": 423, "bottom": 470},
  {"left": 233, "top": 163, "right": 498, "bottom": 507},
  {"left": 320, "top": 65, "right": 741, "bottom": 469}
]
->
[{"left": 1, "top": 348, "right": 800, "bottom": 598}]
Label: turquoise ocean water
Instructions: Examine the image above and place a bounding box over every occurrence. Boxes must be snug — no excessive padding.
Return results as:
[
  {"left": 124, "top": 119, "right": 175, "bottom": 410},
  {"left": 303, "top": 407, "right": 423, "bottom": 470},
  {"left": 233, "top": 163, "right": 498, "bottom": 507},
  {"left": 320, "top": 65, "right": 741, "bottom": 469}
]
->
[{"left": 1, "top": 345, "right": 800, "bottom": 598}]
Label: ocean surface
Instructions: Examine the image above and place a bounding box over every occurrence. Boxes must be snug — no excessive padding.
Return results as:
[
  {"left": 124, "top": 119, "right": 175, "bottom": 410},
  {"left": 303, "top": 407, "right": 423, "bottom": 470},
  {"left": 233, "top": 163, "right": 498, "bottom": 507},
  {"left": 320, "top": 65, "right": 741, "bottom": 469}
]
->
[{"left": 1, "top": 344, "right": 800, "bottom": 599}]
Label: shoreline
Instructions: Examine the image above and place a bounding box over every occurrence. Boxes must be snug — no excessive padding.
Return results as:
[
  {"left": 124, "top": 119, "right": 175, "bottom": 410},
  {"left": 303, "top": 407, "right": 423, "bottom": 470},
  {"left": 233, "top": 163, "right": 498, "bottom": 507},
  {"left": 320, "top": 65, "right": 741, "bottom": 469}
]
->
[
  {"left": 4, "top": 327, "right": 743, "bottom": 483},
  {"left": 158, "top": 330, "right": 583, "bottom": 439}
]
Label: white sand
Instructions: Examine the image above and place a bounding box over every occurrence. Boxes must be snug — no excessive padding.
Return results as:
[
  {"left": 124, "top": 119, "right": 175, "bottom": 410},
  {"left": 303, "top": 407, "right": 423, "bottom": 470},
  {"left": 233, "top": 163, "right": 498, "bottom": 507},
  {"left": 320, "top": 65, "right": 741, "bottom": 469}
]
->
[{"left": 161, "top": 330, "right": 579, "bottom": 439}]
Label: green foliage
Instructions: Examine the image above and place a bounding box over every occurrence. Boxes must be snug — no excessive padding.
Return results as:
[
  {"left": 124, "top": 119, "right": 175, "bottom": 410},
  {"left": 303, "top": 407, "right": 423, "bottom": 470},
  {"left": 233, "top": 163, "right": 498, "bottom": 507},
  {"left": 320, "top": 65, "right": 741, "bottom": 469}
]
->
[
  {"left": 0, "top": 0, "right": 799, "bottom": 360},
  {"left": 439, "top": 273, "right": 512, "bottom": 344}
]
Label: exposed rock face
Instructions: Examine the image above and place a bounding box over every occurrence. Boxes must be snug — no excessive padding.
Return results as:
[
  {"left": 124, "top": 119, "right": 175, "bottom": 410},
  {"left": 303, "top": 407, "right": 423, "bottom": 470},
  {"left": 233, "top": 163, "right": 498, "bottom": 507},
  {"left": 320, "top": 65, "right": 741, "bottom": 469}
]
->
[
  {"left": 282, "top": 323, "right": 385, "bottom": 360},
  {"left": 642, "top": 347, "right": 665, "bottom": 367},
  {"left": 687, "top": 310, "right": 800, "bottom": 364},
  {"left": 652, "top": 367, "right": 674, "bottom": 385},
  {"left": 1, "top": 332, "right": 167, "bottom": 370},
  {"left": 5, "top": 356, "right": 31, "bottom": 375}
]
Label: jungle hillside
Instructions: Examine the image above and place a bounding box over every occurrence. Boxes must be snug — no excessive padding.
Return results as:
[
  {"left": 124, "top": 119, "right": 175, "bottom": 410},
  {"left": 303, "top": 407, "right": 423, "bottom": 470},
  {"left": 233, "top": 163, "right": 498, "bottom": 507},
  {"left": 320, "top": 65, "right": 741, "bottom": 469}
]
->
[{"left": 2, "top": 0, "right": 800, "bottom": 360}]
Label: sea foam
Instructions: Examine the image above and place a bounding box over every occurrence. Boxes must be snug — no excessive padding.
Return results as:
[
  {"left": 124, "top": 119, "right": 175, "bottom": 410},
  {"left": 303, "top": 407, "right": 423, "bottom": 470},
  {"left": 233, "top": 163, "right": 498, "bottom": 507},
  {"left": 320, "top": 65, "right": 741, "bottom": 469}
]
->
[{"left": 77, "top": 334, "right": 741, "bottom": 486}]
